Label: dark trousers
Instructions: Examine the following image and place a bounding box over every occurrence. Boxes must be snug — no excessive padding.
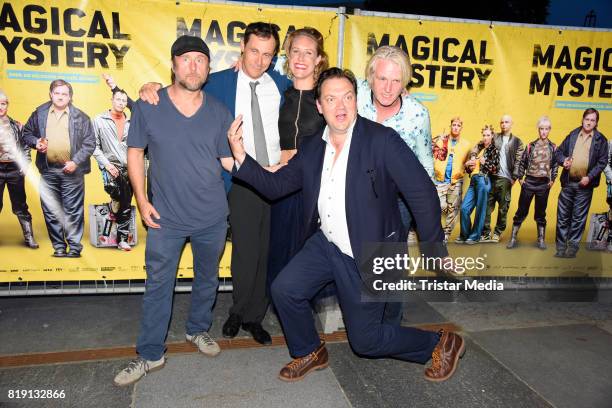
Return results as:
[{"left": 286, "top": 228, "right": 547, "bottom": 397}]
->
[
  {"left": 271, "top": 230, "right": 439, "bottom": 362},
  {"left": 103, "top": 166, "right": 133, "bottom": 242},
  {"left": 0, "top": 162, "right": 32, "bottom": 220},
  {"left": 386, "top": 197, "right": 415, "bottom": 326},
  {"left": 483, "top": 176, "right": 512, "bottom": 236},
  {"left": 556, "top": 182, "right": 593, "bottom": 250},
  {"left": 398, "top": 197, "right": 414, "bottom": 230},
  {"left": 267, "top": 191, "right": 304, "bottom": 291},
  {"left": 228, "top": 182, "right": 270, "bottom": 323},
  {"left": 512, "top": 176, "right": 551, "bottom": 227},
  {"left": 136, "top": 219, "right": 227, "bottom": 361},
  {"left": 39, "top": 168, "right": 85, "bottom": 252}
]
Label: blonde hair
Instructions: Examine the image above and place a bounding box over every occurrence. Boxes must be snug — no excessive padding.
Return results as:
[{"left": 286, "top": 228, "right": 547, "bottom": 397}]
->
[
  {"left": 366, "top": 46, "right": 412, "bottom": 89},
  {"left": 536, "top": 115, "right": 551, "bottom": 128},
  {"left": 450, "top": 116, "right": 463, "bottom": 126},
  {"left": 282, "top": 27, "right": 329, "bottom": 81},
  {"left": 0, "top": 90, "right": 8, "bottom": 102}
]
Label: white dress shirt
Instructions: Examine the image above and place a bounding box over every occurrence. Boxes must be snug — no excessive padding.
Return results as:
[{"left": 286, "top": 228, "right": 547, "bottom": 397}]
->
[
  {"left": 235, "top": 70, "right": 281, "bottom": 165},
  {"left": 318, "top": 120, "right": 356, "bottom": 258}
]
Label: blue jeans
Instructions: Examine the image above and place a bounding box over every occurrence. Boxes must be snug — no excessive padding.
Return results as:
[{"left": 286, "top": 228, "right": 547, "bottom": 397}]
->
[
  {"left": 136, "top": 219, "right": 227, "bottom": 361},
  {"left": 460, "top": 175, "right": 491, "bottom": 241}
]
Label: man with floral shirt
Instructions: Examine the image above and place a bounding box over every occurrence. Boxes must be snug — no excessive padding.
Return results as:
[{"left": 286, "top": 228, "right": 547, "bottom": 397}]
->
[
  {"left": 357, "top": 46, "right": 434, "bottom": 232},
  {"left": 356, "top": 46, "right": 434, "bottom": 326}
]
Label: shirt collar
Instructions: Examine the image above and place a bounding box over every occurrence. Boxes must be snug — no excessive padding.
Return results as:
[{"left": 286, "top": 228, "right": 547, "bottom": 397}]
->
[
  {"left": 50, "top": 105, "right": 70, "bottom": 115},
  {"left": 238, "top": 69, "right": 271, "bottom": 85}
]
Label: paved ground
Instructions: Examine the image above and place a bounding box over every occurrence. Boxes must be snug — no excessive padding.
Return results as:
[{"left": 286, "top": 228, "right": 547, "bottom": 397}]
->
[{"left": 1, "top": 293, "right": 611, "bottom": 408}]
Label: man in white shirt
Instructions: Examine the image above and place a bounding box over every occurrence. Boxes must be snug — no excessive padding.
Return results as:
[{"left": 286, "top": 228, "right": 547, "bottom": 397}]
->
[
  {"left": 204, "top": 23, "right": 291, "bottom": 345},
  {"left": 227, "top": 68, "right": 463, "bottom": 384}
]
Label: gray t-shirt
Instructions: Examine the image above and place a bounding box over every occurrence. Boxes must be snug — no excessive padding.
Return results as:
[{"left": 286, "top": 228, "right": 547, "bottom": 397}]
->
[{"left": 128, "top": 88, "right": 233, "bottom": 231}]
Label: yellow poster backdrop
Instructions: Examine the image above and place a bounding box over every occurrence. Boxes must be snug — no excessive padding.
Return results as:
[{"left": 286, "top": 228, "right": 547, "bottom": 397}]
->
[
  {"left": 0, "top": 0, "right": 340, "bottom": 282},
  {"left": 346, "top": 14, "right": 610, "bottom": 137},
  {"left": 345, "top": 14, "right": 612, "bottom": 278}
]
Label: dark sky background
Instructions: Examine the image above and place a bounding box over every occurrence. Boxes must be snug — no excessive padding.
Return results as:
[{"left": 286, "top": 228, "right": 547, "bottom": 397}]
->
[
  {"left": 243, "top": 0, "right": 612, "bottom": 29},
  {"left": 547, "top": 0, "right": 611, "bottom": 28}
]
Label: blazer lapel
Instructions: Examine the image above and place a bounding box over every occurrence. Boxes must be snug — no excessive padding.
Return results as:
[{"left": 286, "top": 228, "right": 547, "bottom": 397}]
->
[
  {"left": 305, "top": 135, "right": 326, "bottom": 227},
  {"left": 230, "top": 71, "right": 239, "bottom": 116},
  {"left": 345, "top": 117, "right": 365, "bottom": 251}
]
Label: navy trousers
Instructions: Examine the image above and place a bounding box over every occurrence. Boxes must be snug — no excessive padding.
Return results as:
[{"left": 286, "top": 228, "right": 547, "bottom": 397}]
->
[{"left": 271, "top": 230, "right": 439, "bottom": 363}]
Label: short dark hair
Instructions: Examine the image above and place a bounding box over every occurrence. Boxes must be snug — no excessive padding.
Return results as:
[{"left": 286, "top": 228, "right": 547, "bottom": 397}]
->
[
  {"left": 112, "top": 88, "right": 128, "bottom": 98},
  {"left": 315, "top": 68, "right": 357, "bottom": 101},
  {"left": 243, "top": 22, "right": 280, "bottom": 55},
  {"left": 583, "top": 108, "right": 599, "bottom": 124},
  {"left": 49, "top": 79, "right": 73, "bottom": 97}
]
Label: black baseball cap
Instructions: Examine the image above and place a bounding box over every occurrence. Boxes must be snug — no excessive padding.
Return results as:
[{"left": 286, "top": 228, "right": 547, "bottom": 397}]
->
[{"left": 171, "top": 35, "right": 210, "bottom": 59}]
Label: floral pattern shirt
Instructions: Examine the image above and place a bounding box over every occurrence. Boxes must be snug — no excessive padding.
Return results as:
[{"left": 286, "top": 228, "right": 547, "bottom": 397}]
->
[{"left": 357, "top": 79, "right": 434, "bottom": 178}]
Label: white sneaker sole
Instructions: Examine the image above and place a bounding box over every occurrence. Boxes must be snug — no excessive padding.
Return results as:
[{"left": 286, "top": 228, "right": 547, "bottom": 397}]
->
[{"left": 113, "top": 359, "right": 166, "bottom": 387}]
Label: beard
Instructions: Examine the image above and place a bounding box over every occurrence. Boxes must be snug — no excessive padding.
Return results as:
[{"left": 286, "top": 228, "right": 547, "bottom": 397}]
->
[{"left": 177, "top": 75, "right": 206, "bottom": 92}]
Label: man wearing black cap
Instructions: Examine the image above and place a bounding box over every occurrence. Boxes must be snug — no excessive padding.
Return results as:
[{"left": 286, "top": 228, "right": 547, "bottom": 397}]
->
[
  {"left": 114, "top": 35, "right": 236, "bottom": 387},
  {"left": 139, "top": 22, "right": 292, "bottom": 346}
]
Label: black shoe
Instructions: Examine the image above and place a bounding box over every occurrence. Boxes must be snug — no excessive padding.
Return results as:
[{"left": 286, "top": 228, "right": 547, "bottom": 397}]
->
[
  {"left": 222, "top": 314, "right": 242, "bottom": 338},
  {"left": 242, "top": 322, "right": 272, "bottom": 345},
  {"left": 554, "top": 245, "right": 570, "bottom": 257},
  {"left": 66, "top": 250, "right": 81, "bottom": 258},
  {"left": 565, "top": 248, "right": 578, "bottom": 258},
  {"left": 53, "top": 248, "right": 67, "bottom": 257}
]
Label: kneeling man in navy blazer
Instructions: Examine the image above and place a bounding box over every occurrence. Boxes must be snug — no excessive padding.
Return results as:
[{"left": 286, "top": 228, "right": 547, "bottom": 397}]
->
[{"left": 227, "top": 68, "right": 465, "bottom": 383}]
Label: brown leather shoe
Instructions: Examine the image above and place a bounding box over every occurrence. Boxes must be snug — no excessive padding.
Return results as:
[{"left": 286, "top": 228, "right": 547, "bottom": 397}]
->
[
  {"left": 278, "top": 342, "right": 329, "bottom": 382},
  {"left": 424, "top": 330, "right": 465, "bottom": 382}
]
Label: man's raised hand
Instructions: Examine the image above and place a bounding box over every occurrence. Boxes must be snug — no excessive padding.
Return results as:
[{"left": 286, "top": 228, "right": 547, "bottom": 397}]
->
[{"left": 227, "top": 115, "right": 246, "bottom": 165}]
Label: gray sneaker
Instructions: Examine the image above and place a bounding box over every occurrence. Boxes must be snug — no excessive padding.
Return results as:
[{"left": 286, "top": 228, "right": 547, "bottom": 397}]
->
[
  {"left": 480, "top": 233, "right": 500, "bottom": 243},
  {"left": 186, "top": 332, "right": 221, "bottom": 357},
  {"left": 113, "top": 357, "right": 165, "bottom": 387}
]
